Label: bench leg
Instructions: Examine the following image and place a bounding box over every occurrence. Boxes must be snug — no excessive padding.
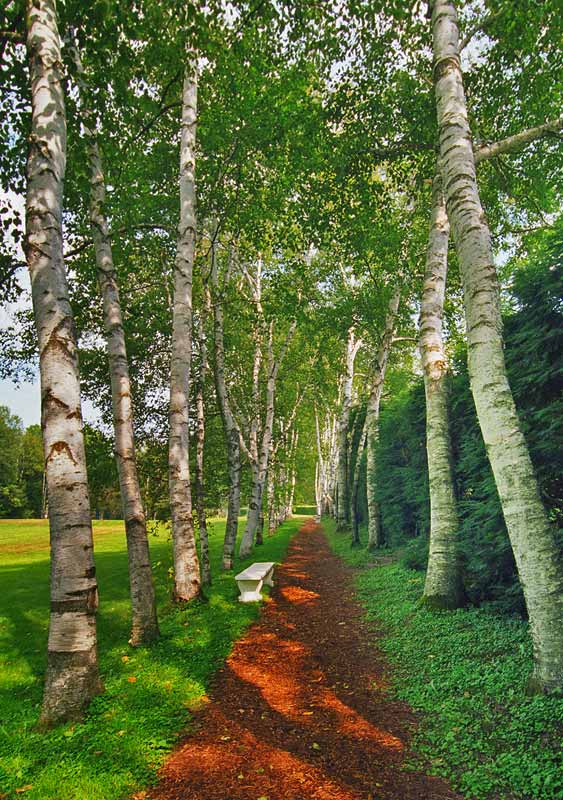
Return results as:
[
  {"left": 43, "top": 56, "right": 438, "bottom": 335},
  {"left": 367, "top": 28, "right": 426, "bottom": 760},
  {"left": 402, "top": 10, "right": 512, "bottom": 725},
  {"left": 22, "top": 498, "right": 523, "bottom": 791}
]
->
[
  {"left": 263, "top": 569, "right": 274, "bottom": 588},
  {"left": 237, "top": 578, "right": 264, "bottom": 602}
]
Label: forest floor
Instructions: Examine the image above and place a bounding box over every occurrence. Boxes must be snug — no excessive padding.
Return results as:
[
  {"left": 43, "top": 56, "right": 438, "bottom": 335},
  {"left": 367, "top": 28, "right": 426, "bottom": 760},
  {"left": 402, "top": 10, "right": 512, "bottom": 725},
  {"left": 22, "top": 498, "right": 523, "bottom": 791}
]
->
[{"left": 148, "top": 519, "right": 461, "bottom": 800}]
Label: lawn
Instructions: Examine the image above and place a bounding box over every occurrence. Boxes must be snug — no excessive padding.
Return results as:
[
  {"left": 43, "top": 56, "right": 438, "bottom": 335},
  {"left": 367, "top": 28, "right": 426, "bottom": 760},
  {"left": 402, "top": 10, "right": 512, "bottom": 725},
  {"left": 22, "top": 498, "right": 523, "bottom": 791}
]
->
[
  {"left": 0, "top": 513, "right": 309, "bottom": 800},
  {"left": 324, "top": 518, "right": 563, "bottom": 800}
]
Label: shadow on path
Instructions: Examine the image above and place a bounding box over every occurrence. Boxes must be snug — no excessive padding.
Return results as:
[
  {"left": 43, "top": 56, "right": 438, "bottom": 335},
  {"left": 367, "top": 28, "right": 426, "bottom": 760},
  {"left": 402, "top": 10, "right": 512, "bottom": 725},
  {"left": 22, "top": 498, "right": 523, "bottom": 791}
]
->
[{"left": 148, "top": 520, "right": 462, "bottom": 800}]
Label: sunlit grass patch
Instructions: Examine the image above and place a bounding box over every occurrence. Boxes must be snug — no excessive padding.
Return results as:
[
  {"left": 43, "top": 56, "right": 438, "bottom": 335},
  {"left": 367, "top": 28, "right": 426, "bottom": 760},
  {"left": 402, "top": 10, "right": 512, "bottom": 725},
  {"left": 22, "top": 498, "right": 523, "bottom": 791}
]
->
[
  {"left": 0, "top": 514, "right": 306, "bottom": 799},
  {"left": 324, "top": 517, "right": 563, "bottom": 800}
]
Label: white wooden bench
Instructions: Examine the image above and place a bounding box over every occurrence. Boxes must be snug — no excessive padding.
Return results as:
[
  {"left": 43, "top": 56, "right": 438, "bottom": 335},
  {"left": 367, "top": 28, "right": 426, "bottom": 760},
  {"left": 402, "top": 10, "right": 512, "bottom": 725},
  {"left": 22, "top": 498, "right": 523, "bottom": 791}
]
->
[{"left": 235, "top": 561, "right": 275, "bottom": 603}]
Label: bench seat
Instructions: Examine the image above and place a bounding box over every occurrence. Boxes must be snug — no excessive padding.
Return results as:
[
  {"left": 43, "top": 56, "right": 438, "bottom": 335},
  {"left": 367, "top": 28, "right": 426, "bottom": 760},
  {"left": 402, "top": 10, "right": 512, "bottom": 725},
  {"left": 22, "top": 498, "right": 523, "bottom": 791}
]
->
[{"left": 235, "top": 561, "right": 275, "bottom": 602}]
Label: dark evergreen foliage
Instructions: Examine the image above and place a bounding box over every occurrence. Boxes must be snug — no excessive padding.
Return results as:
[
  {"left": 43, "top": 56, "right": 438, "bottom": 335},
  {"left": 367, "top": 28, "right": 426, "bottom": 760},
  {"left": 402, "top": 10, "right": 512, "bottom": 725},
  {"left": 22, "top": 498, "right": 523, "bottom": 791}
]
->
[{"left": 367, "top": 249, "right": 563, "bottom": 615}]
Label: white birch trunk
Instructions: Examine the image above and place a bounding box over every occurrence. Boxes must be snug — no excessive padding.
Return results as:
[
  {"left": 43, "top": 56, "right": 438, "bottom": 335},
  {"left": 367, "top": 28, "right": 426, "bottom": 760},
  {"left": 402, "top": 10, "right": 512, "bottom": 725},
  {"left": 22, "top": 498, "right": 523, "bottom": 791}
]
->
[
  {"left": 168, "top": 54, "right": 200, "bottom": 602},
  {"left": 336, "top": 330, "right": 362, "bottom": 529},
  {"left": 239, "top": 321, "right": 296, "bottom": 557},
  {"left": 211, "top": 250, "right": 241, "bottom": 570},
  {"left": 366, "top": 289, "right": 400, "bottom": 550},
  {"left": 432, "top": 0, "right": 563, "bottom": 691},
  {"left": 420, "top": 172, "right": 463, "bottom": 609},
  {"left": 26, "top": 0, "right": 101, "bottom": 726},
  {"left": 194, "top": 294, "right": 211, "bottom": 585},
  {"left": 350, "top": 417, "right": 367, "bottom": 546},
  {"left": 69, "top": 35, "right": 159, "bottom": 642}
]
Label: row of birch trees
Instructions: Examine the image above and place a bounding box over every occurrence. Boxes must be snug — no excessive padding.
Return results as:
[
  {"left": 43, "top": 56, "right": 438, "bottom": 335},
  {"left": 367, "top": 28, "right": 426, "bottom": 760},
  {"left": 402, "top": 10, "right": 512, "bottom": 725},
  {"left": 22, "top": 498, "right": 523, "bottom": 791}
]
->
[{"left": 2, "top": 0, "right": 563, "bottom": 727}]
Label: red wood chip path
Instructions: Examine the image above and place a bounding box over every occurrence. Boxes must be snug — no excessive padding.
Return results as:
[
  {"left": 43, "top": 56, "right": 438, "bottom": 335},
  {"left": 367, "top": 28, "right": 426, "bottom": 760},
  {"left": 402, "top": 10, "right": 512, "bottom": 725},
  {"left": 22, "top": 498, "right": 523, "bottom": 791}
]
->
[{"left": 148, "top": 520, "right": 462, "bottom": 800}]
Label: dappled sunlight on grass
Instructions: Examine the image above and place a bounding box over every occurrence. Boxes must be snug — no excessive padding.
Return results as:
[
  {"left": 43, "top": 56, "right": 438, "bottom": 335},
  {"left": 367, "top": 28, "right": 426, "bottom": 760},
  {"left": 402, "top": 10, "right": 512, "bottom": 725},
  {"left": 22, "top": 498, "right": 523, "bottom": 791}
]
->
[{"left": 0, "top": 515, "right": 308, "bottom": 799}]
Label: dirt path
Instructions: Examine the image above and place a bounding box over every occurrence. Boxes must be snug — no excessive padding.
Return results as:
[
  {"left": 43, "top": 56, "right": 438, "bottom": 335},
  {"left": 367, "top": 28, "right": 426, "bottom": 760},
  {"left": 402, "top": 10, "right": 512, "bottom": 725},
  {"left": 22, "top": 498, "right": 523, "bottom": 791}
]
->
[{"left": 149, "top": 520, "right": 461, "bottom": 800}]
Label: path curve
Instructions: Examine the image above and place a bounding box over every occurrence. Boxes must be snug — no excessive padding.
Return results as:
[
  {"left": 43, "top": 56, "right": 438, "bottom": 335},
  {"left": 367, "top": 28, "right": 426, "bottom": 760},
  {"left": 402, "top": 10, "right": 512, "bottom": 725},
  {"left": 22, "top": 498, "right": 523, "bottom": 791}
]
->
[{"left": 149, "top": 520, "right": 461, "bottom": 800}]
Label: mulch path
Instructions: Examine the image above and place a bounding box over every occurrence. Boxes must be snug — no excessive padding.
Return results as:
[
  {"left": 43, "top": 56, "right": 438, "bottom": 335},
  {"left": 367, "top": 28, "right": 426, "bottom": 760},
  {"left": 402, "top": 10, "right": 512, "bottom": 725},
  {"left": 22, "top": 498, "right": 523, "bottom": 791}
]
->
[{"left": 147, "top": 520, "right": 462, "bottom": 800}]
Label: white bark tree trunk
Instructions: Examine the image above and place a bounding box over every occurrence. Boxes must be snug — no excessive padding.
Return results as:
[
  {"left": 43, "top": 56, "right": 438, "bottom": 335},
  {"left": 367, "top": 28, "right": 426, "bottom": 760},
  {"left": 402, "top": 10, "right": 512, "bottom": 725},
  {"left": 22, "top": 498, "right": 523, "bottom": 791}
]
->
[
  {"left": 211, "top": 249, "right": 241, "bottom": 570},
  {"left": 432, "top": 0, "right": 563, "bottom": 691},
  {"left": 239, "top": 320, "right": 296, "bottom": 557},
  {"left": 350, "top": 417, "right": 367, "bottom": 546},
  {"left": 336, "top": 330, "right": 362, "bottom": 529},
  {"left": 366, "top": 289, "right": 400, "bottom": 550},
  {"left": 26, "top": 0, "right": 101, "bottom": 726},
  {"left": 194, "top": 292, "right": 211, "bottom": 585},
  {"left": 168, "top": 54, "right": 201, "bottom": 602},
  {"left": 69, "top": 34, "right": 159, "bottom": 642},
  {"left": 420, "top": 172, "right": 463, "bottom": 609}
]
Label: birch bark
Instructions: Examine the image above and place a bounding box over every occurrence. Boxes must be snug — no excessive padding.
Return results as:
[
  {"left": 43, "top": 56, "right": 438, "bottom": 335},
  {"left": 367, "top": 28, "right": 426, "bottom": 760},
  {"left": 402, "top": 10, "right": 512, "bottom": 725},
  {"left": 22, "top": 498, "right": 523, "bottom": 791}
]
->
[
  {"left": 194, "top": 292, "right": 211, "bottom": 585},
  {"left": 366, "top": 289, "right": 400, "bottom": 550},
  {"left": 26, "top": 0, "right": 101, "bottom": 726},
  {"left": 336, "top": 330, "right": 361, "bottom": 530},
  {"left": 239, "top": 320, "right": 296, "bottom": 557},
  {"left": 169, "top": 52, "right": 201, "bottom": 601},
  {"left": 419, "top": 173, "right": 463, "bottom": 609},
  {"left": 69, "top": 35, "right": 159, "bottom": 642},
  {"left": 432, "top": 0, "right": 563, "bottom": 691},
  {"left": 211, "top": 250, "right": 241, "bottom": 570},
  {"left": 350, "top": 417, "right": 367, "bottom": 546}
]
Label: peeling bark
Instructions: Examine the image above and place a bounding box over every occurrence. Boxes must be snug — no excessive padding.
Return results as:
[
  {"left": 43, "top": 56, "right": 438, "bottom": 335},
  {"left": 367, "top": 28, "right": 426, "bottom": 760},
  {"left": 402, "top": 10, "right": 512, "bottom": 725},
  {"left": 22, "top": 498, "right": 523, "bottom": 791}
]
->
[
  {"left": 169, "top": 52, "right": 201, "bottom": 602},
  {"left": 419, "top": 173, "right": 463, "bottom": 609},
  {"left": 69, "top": 33, "right": 159, "bottom": 642},
  {"left": 194, "top": 288, "right": 211, "bottom": 585},
  {"left": 211, "top": 248, "right": 241, "bottom": 571},
  {"left": 432, "top": 0, "right": 563, "bottom": 691},
  {"left": 25, "top": 0, "right": 101, "bottom": 726}
]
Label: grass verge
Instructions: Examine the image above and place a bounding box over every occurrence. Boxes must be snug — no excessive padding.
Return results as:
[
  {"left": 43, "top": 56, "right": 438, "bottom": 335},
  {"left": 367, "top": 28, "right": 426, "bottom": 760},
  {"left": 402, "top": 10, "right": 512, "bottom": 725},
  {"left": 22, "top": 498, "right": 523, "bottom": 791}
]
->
[
  {"left": 0, "top": 514, "right": 306, "bottom": 800},
  {"left": 324, "top": 518, "right": 563, "bottom": 800}
]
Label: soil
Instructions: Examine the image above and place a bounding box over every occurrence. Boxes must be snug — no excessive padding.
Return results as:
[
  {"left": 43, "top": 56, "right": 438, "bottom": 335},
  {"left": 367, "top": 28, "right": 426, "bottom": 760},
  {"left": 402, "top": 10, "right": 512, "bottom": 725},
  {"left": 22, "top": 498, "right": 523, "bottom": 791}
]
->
[{"left": 147, "top": 519, "right": 462, "bottom": 800}]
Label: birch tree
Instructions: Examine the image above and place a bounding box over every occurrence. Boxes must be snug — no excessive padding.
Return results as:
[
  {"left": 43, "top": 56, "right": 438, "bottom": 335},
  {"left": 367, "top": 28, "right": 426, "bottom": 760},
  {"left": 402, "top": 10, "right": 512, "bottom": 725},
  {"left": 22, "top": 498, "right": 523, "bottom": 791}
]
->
[
  {"left": 25, "top": 0, "right": 101, "bottom": 726},
  {"left": 68, "top": 33, "right": 159, "bottom": 642},
  {"left": 239, "top": 317, "right": 297, "bottom": 558},
  {"left": 335, "top": 328, "right": 362, "bottom": 530},
  {"left": 211, "top": 246, "right": 242, "bottom": 571},
  {"left": 168, "top": 46, "right": 201, "bottom": 602},
  {"left": 431, "top": 0, "right": 563, "bottom": 691},
  {"left": 366, "top": 289, "right": 400, "bottom": 550},
  {"left": 420, "top": 120, "right": 563, "bottom": 610},
  {"left": 419, "top": 173, "right": 463, "bottom": 609}
]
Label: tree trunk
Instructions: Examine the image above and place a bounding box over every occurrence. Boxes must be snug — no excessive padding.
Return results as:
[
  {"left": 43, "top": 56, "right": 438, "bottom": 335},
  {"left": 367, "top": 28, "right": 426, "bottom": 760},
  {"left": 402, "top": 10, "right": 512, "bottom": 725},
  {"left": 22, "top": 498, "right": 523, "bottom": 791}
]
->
[
  {"left": 239, "top": 321, "right": 296, "bottom": 557},
  {"left": 432, "top": 0, "right": 563, "bottom": 692},
  {"left": 350, "top": 418, "right": 367, "bottom": 547},
  {"left": 26, "top": 0, "right": 102, "bottom": 726},
  {"left": 211, "top": 249, "right": 241, "bottom": 571},
  {"left": 194, "top": 296, "right": 211, "bottom": 585},
  {"left": 336, "top": 330, "right": 361, "bottom": 530},
  {"left": 420, "top": 172, "right": 463, "bottom": 610},
  {"left": 168, "top": 54, "right": 201, "bottom": 602},
  {"left": 366, "top": 289, "right": 400, "bottom": 550},
  {"left": 69, "top": 34, "right": 159, "bottom": 643}
]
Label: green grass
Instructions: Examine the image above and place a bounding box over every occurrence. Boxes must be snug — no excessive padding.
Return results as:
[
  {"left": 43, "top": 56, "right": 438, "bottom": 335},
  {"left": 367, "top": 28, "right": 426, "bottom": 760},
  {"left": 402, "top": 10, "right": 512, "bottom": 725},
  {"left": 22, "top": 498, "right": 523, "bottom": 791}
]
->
[
  {"left": 0, "top": 513, "right": 308, "bottom": 800},
  {"left": 325, "top": 518, "right": 563, "bottom": 800}
]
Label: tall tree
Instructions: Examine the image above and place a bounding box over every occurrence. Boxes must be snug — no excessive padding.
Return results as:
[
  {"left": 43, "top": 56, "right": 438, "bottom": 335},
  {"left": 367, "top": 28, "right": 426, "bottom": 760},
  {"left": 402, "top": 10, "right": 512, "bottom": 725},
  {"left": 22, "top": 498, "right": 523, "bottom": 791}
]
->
[
  {"left": 335, "top": 328, "right": 361, "bottom": 530},
  {"left": 211, "top": 245, "right": 242, "bottom": 570},
  {"left": 431, "top": 0, "right": 563, "bottom": 692},
  {"left": 168, "top": 39, "right": 201, "bottom": 602},
  {"left": 25, "top": 0, "right": 101, "bottom": 725},
  {"left": 68, "top": 33, "right": 159, "bottom": 642},
  {"left": 366, "top": 289, "right": 400, "bottom": 550},
  {"left": 419, "top": 173, "right": 463, "bottom": 608}
]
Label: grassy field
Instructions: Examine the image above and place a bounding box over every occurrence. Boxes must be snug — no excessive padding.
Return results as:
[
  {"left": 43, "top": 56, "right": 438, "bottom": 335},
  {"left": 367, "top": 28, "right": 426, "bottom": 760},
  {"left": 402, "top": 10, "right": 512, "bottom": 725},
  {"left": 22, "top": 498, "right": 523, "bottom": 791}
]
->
[
  {"left": 325, "top": 518, "right": 563, "bottom": 800},
  {"left": 0, "top": 513, "right": 310, "bottom": 800}
]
